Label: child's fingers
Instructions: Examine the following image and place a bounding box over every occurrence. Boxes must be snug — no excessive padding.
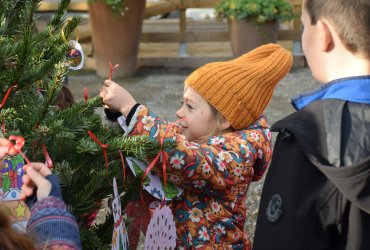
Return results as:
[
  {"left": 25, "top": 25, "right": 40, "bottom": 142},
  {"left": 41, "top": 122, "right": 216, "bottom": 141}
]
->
[
  {"left": 0, "top": 138, "right": 17, "bottom": 156},
  {"left": 25, "top": 162, "right": 51, "bottom": 177},
  {"left": 22, "top": 173, "right": 32, "bottom": 185},
  {"left": 104, "top": 80, "right": 113, "bottom": 87},
  {"left": 25, "top": 166, "right": 52, "bottom": 200},
  {"left": 19, "top": 193, "right": 26, "bottom": 200},
  {"left": 20, "top": 184, "right": 35, "bottom": 198},
  {"left": 0, "top": 147, "right": 7, "bottom": 160},
  {"left": 26, "top": 166, "right": 50, "bottom": 187},
  {"left": 0, "top": 138, "right": 11, "bottom": 147},
  {"left": 21, "top": 172, "right": 36, "bottom": 188},
  {"left": 20, "top": 175, "right": 36, "bottom": 200},
  {"left": 0, "top": 139, "right": 11, "bottom": 159}
]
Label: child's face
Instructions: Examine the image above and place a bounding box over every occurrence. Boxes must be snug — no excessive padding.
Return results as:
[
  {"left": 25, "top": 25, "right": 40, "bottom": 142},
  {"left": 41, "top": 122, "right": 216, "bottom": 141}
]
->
[{"left": 176, "top": 86, "right": 218, "bottom": 141}]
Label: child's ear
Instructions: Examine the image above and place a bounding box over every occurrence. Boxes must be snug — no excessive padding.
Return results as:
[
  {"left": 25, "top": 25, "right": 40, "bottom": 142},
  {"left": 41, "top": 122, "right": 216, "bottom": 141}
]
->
[
  {"left": 218, "top": 116, "right": 231, "bottom": 131},
  {"left": 317, "top": 18, "right": 334, "bottom": 52}
]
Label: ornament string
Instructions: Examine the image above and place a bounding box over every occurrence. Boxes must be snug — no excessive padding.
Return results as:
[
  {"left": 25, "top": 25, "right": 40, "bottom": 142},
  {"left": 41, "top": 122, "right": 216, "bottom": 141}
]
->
[
  {"left": 42, "top": 144, "right": 53, "bottom": 168},
  {"left": 140, "top": 119, "right": 184, "bottom": 204},
  {"left": 83, "top": 87, "right": 88, "bottom": 102},
  {"left": 87, "top": 130, "right": 111, "bottom": 184},
  {"left": 0, "top": 85, "right": 17, "bottom": 109},
  {"left": 118, "top": 150, "right": 126, "bottom": 184},
  {"left": 109, "top": 62, "right": 119, "bottom": 80}
]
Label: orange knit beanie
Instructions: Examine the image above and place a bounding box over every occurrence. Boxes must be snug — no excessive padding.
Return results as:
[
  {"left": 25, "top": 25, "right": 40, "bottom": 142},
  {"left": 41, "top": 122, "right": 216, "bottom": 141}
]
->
[{"left": 185, "top": 43, "right": 293, "bottom": 130}]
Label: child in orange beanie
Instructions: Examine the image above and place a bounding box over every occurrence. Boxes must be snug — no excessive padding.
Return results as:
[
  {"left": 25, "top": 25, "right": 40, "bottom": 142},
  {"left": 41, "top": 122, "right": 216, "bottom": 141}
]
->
[{"left": 100, "top": 43, "right": 292, "bottom": 249}]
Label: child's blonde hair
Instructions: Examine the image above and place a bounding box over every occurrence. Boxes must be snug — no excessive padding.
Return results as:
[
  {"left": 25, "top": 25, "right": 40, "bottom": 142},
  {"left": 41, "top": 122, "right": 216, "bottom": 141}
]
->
[
  {"left": 183, "top": 84, "right": 232, "bottom": 141},
  {"left": 0, "top": 207, "right": 35, "bottom": 250}
]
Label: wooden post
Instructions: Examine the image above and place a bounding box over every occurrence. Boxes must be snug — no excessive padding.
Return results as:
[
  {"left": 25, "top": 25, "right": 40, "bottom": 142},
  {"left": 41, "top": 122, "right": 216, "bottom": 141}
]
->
[
  {"left": 179, "top": 5, "right": 188, "bottom": 57},
  {"left": 289, "top": 0, "right": 305, "bottom": 67}
]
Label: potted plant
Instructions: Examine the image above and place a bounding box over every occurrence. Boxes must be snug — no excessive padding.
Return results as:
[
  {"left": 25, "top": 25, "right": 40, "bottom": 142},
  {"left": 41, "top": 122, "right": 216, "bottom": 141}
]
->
[
  {"left": 88, "top": 0, "right": 146, "bottom": 77},
  {"left": 215, "top": 0, "right": 294, "bottom": 57}
]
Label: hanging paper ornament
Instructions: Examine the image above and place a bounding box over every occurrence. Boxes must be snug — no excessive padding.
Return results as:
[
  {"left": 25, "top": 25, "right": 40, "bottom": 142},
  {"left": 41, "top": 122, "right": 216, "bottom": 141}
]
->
[
  {"left": 126, "top": 157, "right": 183, "bottom": 201},
  {"left": 66, "top": 40, "right": 84, "bottom": 70},
  {"left": 144, "top": 204, "right": 177, "bottom": 249},
  {"left": 124, "top": 192, "right": 156, "bottom": 250},
  {"left": 0, "top": 154, "right": 30, "bottom": 231},
  {"left": 111, "top": 177, "right": 129, "bottom": 250}
]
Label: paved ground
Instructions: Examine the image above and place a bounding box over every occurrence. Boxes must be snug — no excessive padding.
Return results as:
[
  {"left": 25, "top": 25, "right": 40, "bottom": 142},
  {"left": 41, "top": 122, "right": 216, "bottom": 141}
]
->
[{"left": 68, "top": 66, "right": 320, "bottom": 246}]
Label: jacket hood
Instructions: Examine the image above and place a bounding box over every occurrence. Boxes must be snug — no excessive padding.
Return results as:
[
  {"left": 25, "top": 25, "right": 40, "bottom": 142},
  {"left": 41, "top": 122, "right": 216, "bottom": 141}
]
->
[{"left": 272, "top": 99, "right": 370, "bottom": 213}]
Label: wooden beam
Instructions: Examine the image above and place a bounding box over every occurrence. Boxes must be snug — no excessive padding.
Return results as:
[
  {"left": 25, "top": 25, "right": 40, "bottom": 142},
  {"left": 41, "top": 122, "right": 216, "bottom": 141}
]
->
[
  {"left": 38, "top": 2, "right": 88, "bottom": 12},
  {"left": 140, "top": 56, "right": 234, "bottom": 68},
  {"left": 145, "top": 0, "right": 218, "bottom": 18},
  {"left": 141, "top": 30, "right": 302, "bottom": 43},
  {"left": 141, "top": 31, "right": 227, "bottom": 43}
]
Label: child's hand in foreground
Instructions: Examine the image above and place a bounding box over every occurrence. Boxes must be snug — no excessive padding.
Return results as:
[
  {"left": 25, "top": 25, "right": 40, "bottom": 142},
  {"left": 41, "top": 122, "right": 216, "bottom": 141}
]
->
[
  {"left": 20, "top": 162, "right": 53, "bottom": 201},
  {"left": 100, "top": 80, "right": 137, "bottom": 117}
]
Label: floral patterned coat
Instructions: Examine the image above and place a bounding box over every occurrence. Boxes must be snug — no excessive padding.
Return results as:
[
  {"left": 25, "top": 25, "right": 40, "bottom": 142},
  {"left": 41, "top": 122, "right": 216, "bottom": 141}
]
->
[{"left": 123, "top": 105, "right": 272, "bottom": 249}]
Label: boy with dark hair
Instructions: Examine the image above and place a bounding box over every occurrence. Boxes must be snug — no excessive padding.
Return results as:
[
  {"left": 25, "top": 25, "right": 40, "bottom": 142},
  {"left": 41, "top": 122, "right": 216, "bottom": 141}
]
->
[{"left": 253, "top": 0, "right": 370, "bottom": 249}]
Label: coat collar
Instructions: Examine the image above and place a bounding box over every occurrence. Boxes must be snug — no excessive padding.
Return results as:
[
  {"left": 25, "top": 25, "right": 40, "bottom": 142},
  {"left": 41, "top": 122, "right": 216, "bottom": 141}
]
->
[{"left": 291, "top": 76, "right": 370, "bottom": 110}]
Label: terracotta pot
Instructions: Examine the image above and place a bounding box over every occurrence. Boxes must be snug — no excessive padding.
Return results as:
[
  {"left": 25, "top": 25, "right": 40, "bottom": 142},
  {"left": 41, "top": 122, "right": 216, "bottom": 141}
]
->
[
  {"left": 88, "top": 0, "right": 146, "bottom": 78},
  {"left": 228, "top": 20, "right": 279, "bottom": 57}
]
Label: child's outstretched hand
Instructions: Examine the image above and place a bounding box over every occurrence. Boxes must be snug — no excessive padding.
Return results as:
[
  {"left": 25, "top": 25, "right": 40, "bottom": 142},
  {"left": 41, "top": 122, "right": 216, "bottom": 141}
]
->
[
  {"left": 20, "top": 162, "right": 52, "bottom": 201},
  {"left": 100, "top": 80, "right": 137, "bottom": 117}
]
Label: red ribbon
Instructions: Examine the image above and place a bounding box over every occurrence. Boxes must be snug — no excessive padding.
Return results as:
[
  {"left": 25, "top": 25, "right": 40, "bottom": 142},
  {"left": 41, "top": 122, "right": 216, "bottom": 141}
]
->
[
  {"left": 140, "top": 119, "right": 184, "bottom": 203},
  {"left": 6, "top": 135, "right": 30, "bottom": 165},
  {"left": 42, "top": 144, "right": 53, "bottom": 168},
  {"left": 83, "top": 87, "right": 88, "bottom": 102},
  {"left": 87, "top": 130, "right": 110, "bottom": 184},
  {"left": 118, "top": 150, "right": 126, "bottom": 184},
  {"left": 109, "top": 62, "right": 119, "bottom": 80},
  {"left": 0, "top": 85, "right": 17, "bottom": 109}
]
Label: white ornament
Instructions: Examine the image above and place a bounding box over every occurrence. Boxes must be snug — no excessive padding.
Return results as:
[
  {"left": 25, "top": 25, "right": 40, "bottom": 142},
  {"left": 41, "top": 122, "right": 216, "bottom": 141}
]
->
[
  {"left": 111, "top": 177, "right": 129, "bottom": 250},
  {"left": 144, "top": 204, "right": 176, "bottom": 250}
]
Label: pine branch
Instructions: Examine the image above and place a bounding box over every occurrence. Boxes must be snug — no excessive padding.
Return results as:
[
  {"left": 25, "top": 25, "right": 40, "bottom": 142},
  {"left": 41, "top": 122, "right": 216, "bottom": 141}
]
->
[
  {"left": 108, "top": 135, "right": 177, "bottom": 159},
  {"left": 48, "top": 0, "right": 71, "bottom": 29}
]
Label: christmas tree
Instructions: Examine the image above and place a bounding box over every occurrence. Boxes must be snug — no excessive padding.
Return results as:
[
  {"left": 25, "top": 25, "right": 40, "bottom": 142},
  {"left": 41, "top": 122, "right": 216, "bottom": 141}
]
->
[{"left": 0, "top": 0, "right": 173, "bottom": 248}]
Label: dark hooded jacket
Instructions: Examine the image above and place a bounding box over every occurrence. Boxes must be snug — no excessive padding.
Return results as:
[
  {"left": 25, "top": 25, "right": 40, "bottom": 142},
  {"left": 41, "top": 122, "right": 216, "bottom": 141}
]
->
[{"left": 254, "top": 76, "right": 370, "bottom": 250}]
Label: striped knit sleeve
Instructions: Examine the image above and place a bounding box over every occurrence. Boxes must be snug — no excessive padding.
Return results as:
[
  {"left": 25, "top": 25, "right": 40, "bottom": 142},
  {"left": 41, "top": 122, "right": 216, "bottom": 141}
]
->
[{"left": 26, "top": 196, "right": 82, "bottom": 250}]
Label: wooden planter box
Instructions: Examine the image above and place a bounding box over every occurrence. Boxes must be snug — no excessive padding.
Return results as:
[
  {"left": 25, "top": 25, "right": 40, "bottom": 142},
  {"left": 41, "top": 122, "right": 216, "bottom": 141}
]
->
[{"left": 228, "top": 20, "right": 279, "bottom": 57}]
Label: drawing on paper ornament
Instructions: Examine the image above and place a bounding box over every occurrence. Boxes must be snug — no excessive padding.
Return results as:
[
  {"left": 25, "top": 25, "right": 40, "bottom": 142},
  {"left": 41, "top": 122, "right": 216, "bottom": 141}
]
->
[
  {"left": 66, "top": 40, "right": 84, "bottom": 70},
  {"left": 0, "top": 154, "right": 30, "bottom": 231},
  {"left": 111, "top": 177, "right": 129, "bottom": 250}
]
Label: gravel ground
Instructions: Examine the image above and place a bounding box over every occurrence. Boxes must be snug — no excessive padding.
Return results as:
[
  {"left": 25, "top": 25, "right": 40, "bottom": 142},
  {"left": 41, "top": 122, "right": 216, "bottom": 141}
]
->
[{"left": 68, "top": 66, "right": 321, "bottom": 247}]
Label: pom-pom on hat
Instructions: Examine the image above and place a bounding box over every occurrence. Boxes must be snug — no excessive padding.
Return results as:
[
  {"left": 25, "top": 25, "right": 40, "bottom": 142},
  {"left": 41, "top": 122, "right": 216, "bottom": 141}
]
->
[{"left": 185, "top": 43, "right": 293, "bottom": 130}]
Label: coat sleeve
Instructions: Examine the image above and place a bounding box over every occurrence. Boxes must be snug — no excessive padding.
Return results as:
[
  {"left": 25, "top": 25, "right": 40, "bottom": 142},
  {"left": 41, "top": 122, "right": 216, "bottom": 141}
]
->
[
  {"left": 125, "top": 105, "right": 272, "bottom": 194},
  {"left": 26, "top": 196, "right": 82, "bottom": 250}
]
